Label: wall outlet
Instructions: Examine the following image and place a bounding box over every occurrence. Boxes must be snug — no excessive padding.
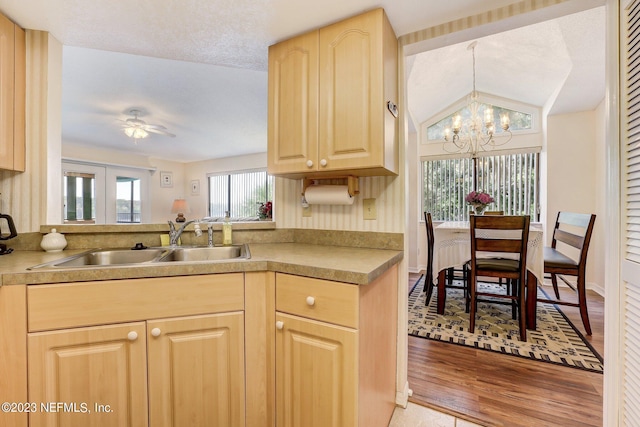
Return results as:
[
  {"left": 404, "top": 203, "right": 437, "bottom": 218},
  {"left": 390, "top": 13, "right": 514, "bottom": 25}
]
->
[
  {"left": 302, "top": 206, "right": 312, "bottom": 217},
  {"left": 363, "top": 198, "right": 377, "bottom": 220}
]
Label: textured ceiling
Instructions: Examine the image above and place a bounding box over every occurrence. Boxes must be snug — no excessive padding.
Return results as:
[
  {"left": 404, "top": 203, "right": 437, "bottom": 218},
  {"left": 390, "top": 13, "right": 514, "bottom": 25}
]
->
[
  {"left": 0, "top": 0, "right": 605, "bottom": 162},
  {"left": 407, "top": 6, "right": 605, "bottom": 128}
]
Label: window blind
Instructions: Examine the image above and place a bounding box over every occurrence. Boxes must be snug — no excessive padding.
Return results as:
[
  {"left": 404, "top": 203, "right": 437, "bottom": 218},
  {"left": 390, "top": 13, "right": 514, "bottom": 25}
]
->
[
  {"left": 422, "top": 152, "right": 539, "bottom": 221},
  {"left": 627, "top": 0, "right": 640, "bottom": 264},
  {"left": 623, "top": 1, "right": 640, "bottom": 425}
]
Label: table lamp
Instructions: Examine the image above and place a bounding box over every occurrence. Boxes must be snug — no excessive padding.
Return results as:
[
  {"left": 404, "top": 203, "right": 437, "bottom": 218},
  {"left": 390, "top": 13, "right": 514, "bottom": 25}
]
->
[{"left": 171, "top": 198, "right": 191, "bottom": 222}]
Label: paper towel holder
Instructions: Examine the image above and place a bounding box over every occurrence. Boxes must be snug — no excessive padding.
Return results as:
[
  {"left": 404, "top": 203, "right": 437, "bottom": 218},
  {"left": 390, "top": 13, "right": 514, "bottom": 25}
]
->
[{"left": 302, "top": 176, "right": 360, "bottom": 198}]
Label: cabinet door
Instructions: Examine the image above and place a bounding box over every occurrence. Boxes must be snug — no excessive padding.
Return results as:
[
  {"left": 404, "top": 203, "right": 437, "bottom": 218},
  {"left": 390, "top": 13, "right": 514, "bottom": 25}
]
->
[
  {"left": 318, "top": 9, "right": 385, "bottom": 172},
  {"left": 147, "top": 312, "right": 245, "bottom": 427},
  {"left": 28, "top": 322, "right": 148, "bottom": 427},
  {"left": 268, "top": 30, "right": 319, "bottom": 175},
  {"left": 0, "top": 13, "right": 15, "bottom": 171},
  {"left": 276, "top": 312, "right": 357, "bottom": 427}
]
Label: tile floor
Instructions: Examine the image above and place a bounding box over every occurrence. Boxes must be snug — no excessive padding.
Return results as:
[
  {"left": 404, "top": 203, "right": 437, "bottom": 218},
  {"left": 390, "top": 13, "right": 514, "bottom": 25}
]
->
[{"left": 389, "top": 402, "right": 483, "bottom": 427}]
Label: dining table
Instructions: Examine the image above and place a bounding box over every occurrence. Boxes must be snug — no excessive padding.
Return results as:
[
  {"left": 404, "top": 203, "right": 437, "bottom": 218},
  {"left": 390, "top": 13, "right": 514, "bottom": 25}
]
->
[{"left": 433, "top": 220, "right": 545, "bottom": 330}]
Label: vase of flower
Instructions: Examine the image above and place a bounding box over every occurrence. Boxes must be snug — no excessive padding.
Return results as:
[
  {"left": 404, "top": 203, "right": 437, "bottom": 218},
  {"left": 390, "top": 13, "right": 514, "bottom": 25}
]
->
[
  {"left": 258, "top": 201, "right": 273, "bottom": 220},
  {"left": 465, "top": 191, "right": 494, "bottom": 216},
  {"left": 474, "top": 204, "right": 486, "bottom": 215}
]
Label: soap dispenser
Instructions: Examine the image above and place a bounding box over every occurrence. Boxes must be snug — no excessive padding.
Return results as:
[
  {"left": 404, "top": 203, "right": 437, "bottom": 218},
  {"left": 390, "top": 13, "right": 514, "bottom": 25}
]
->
[{"left": 222, "top": 211, "right": 233, "bottom": 245}]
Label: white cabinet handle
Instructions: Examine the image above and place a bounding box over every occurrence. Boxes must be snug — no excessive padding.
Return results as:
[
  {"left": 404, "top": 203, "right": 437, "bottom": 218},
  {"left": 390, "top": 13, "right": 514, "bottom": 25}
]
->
[
  {"left": 319, "top": 159, "right": 327, "bottom": 167},
  {"left": 127, "top": 331, "right": 138, "bottom": 341},
  {"left": 306, "top": 160, "right": 314, "bottom": 168},
  {"left": 306, "top": 296, "right": 315, "bottom": 306},
  {"left": 276, "top": 321, "right": 284, "bottom": 330},
  {"left": 151, "top": 328, "right": 162, "bottom": 337}
]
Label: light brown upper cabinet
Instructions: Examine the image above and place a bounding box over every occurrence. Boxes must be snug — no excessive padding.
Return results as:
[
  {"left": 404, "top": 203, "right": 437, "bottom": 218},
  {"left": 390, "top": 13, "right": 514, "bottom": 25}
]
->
[
  {"left": 268, "top": 8, "right": 398, "bottom": 178},
  {"left": 0, "top": 12, "right": 25, "bottom": 172}
]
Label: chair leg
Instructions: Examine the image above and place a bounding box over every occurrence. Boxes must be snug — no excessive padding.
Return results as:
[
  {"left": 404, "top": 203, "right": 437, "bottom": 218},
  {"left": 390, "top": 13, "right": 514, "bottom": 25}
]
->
[
  {"left": 447, "top": 267, "right": 454, "bottom": 284},
  {"left": 509, "top": 279, "right": 517, "bottom": 320},
  {"left": 518, "top": 279, "right": 527, "bottom": 341},
  {"left": 463, "top": 265, "right": 470, "bottom": 313},
  {"left": 551, "top": 273, "right": 561, "bottom": 299},
  {"left": 469, "top": 276, "right": 477, "bottom": 334},
  {"left": 423, "top": 279, "right": 433, "bottom": 307},
  {"left": 577, "top": 274, "right": 592, "bottom": 335}
]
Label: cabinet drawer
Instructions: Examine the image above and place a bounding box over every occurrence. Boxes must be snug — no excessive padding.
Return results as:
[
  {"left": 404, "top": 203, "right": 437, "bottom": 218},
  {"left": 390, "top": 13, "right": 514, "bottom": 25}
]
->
[
  {"left": 27, "top": 274, "right": 244, "bottom": 332},
  {"left": 276, "top": 273, "right": 358, "bottom": 328}
]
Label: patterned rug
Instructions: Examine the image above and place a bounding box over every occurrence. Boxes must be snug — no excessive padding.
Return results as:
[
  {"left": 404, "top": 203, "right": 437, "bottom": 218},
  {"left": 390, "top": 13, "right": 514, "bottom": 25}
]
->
[{"left": 408, "top": 276, "right": 603, "bottom": 373}]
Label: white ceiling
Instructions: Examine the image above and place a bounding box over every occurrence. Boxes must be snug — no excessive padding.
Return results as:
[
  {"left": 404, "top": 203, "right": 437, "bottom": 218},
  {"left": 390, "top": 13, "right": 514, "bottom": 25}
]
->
[{"left": 0, "top": 0, "right": 605, "bottom": 162}]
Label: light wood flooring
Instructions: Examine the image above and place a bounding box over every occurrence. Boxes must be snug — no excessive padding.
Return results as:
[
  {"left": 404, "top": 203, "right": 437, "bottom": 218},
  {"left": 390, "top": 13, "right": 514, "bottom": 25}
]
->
[{"left": 407, "top": 272, "right": 604, "bottom": 427}]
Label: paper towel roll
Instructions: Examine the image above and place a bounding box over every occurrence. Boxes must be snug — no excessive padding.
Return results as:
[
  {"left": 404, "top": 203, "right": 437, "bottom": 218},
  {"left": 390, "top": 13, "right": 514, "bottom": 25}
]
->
[{"left": 304, "top": 185, "right": 354, "bottom": 205}]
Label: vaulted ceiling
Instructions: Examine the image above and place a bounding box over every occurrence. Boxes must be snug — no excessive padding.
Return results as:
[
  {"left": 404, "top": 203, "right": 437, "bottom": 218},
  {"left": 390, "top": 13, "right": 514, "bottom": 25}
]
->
[{"left": 0, "top": 0, "right": 605, "bottom": 162}]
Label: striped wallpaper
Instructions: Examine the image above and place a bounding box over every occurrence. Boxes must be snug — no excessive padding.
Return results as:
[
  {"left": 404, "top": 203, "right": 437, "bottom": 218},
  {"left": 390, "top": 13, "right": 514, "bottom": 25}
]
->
[
  {"left": 399, "top": 0, "right": 571, "bottom": 47},
  {"left": 275, "top": 175, "right": 404, "bottom": 233},
  {"left": 0, "top": 30, "right": 57, "bottom": 233}
]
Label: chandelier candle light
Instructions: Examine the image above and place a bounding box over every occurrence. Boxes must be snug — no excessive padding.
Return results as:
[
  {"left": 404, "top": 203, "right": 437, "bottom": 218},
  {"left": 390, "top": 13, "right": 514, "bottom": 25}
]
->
[
  {"left": 444, "top": 41, "right": 512, "bottom": 157},
  {"left": 465, "top": 190, "right": 494, "bottom": 215}
]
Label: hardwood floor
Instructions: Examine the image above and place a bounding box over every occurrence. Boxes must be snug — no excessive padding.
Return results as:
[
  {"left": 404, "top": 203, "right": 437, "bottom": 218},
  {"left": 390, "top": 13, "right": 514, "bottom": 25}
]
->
[{"left": 407, "top": 272, "right": 604, "bottom": 427}]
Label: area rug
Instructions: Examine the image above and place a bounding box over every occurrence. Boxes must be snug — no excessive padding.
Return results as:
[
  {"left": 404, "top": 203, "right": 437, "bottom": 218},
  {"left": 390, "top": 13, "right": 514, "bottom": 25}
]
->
[{"left": 408, "top": 276, "right": 604, "bottom": 373}]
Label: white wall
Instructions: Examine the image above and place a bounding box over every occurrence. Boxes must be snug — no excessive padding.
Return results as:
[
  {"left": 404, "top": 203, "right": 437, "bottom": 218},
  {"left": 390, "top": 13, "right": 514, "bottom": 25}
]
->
[
  {"left": 544, "top": 109, "right": 602, "bottom": 291},
  {"left": 593, "top": 99, "right": 606, "bottom": 292},
  {"left": 184, "top": 153, "right": 267, "bottom": 221}
]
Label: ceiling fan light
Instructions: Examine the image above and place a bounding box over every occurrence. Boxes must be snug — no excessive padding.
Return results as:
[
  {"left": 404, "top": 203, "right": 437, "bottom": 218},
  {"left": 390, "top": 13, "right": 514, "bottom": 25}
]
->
[{"left": 124, "top": 127, "right": 149, "bottom": 139}]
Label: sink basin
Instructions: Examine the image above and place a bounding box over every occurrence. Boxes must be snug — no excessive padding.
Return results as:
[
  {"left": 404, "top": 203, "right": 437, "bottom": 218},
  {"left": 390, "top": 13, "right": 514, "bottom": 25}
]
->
[
  {"left": 27, "top": 248, "right": 169, "bottom": 269},
  {"left": 158, "top": 244, "right": 250, "bottom": 262},
  {"left": 27, "top": 244, "right": 250, "bottom": 270}
]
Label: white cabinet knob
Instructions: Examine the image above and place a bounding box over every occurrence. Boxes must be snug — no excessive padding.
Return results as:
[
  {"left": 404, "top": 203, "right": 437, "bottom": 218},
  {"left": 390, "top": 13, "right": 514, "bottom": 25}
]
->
[
  {"left": 127, "top": 331, "right": 138, "bottom": 341},
  {"left": 319, "top": 159, "right": 327, "bottom": 167},
  {"left": 151, "top": 328, "right": 161, "bottom": 337},
  {"left": 306, "top": 160, "right": 314, "bottom": 168},
  {"left": 276, "top": 321, "right": 284, "bottom": 330},
  {"left": 306, "top": 296, "right": 315, "bottom": 306}
]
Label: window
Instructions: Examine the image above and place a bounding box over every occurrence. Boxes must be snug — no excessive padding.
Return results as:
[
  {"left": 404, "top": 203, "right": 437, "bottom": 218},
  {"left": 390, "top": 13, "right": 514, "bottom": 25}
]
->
[
  {"left": 422, "top": 152, "right": 539, "bottom": 221},
  {"left": 115, "top": 177, "right": 141, "bottom": 223},
  {"left": 62, "top": 161, "right": 150, "bottom": 224},
  {"left": 208, "top": 170, "right": 274, "bottom": 218},
  {"left": 427, "top": 104, "right": 532, "bottom": 141},
  {"left": 63, "top": 172, "right": 96, "bottom": 223}
]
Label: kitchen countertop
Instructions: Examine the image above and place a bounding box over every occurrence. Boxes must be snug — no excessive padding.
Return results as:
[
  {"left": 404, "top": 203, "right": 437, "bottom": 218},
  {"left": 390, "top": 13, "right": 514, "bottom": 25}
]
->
[{"left": 0, "top": 243, "right": 403, "bottom": 286}]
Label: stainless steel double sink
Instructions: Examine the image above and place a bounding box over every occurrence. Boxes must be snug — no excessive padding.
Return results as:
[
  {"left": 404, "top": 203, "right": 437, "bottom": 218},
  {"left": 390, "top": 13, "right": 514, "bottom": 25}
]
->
[{"left": 27, "top": 244, "right": 250, "bottom": 269}]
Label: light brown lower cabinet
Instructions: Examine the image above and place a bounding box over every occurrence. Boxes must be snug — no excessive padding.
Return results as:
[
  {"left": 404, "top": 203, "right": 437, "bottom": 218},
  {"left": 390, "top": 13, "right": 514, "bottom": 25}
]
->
[
  {"left": 25, "top": 274, "right": 245, "bottom": 427},
  {"left": 8, "top": 267, "right": 398, "bottom": 427},
  {"left": 276, "top": 312, "right": 358, "bottom": 427},
  {"left": 274, "top": 264, "right": 398, "bottom": 427}
]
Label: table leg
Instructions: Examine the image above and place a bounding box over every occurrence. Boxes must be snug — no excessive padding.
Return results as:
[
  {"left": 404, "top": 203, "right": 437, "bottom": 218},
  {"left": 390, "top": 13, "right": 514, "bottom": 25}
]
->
[
  {"left": 526, "top": 270, "right": 537, "bottom": 330},
  {"left": 437, "top": 269, "right": 446, "bottom": 314}
]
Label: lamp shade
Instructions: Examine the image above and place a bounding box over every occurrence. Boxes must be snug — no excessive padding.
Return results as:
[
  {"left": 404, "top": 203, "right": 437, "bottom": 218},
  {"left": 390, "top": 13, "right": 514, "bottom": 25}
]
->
[{"left": 171, "top": 199, "right": 191, "bottom": 214}]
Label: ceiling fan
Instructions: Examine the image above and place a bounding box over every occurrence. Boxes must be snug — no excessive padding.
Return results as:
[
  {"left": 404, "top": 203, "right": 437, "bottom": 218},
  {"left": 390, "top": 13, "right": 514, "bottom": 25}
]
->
[{"left": 120, "top": 109, "right": 175, "bottom": 141}]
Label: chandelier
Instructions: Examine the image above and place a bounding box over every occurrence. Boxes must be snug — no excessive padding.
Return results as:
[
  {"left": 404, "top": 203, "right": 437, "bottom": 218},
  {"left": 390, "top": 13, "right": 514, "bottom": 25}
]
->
[{"left": 444, "top": 41, "right": 512, "bottom": 156}]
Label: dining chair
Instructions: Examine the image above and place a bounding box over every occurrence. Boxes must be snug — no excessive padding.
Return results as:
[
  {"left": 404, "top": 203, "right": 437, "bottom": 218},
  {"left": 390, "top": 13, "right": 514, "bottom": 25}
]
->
[
  {"left": 424, "top": 212, "right": 468, "bottom": 309},
  {"left": 539, "top": 212, "right": 596, "bottom": 335},
  {"left": 468, "top": 215, "right": 530, "bottom": 341},
  {"left": 422, "top": 212, "right": 436, "bottom": 305}
]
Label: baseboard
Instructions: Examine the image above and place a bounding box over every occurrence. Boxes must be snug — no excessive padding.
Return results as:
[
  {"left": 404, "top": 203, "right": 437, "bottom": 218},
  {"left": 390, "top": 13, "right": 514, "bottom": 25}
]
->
[
  {"left": 395, "top": 381, "right": 411, "bottom": 408},
  {"left": 541, "top": 278, "right": 604, "bottom": 298},
  {"left": 588, "top": 282, "right": 604, "bottom": 297},
  {"left": 408, "top": 266, "right": 422, "bottom": 274}
]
